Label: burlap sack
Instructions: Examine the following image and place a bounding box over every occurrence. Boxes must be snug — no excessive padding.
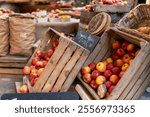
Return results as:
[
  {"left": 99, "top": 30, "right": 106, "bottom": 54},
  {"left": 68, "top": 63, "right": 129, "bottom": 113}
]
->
[
  {"left": 0, "top": 17, "right": 9, "bottom": 56},
  {"left": 9, "top": 14, "right": 36, "bottom": 56}
]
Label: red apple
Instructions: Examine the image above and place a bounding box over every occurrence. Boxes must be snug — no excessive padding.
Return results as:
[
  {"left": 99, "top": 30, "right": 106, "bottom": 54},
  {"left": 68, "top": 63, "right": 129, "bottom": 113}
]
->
[
  {"left": 30, "top": 68, "right": 38, "bottom": 74},
  {"left": 90, "top": 80, "right": 99, "bottom": 89},
  {"left": 111, "top": 67, "right": 121, "bottom": 75},
  {"left": 112, "top": 41, "right": 121, "bottom": 50},
  {"left": 96, "top": 75, "right": 106, "bottom": 85},
  {"left": 105, "top": 81, "right": 113, "bottom": 89},
  {"left": 127, "top": 44, "right": 135, "bottom": 53},
  {"left": 115, "top": 59, "right": 124, "bottom": 67},
  {"left": 103, "top": 70, "right": 112, "bottom": 79},
  {"left": 106, "top": 63, "right": 114, "bottom": 70},
  {"left": 32, "top": 57, "right": 40, "bottom": 66},
  {"left": 47, "top": 48, "right": 54, "bottom": 57},
  {"left": 111, "top": 53, "right": 119, "bottom": 60},
  {"left": 36, "top": 50, "right": 44, "bottom": 58},
  {"left": 43, "top": 60, "right": 48, "bottom": 67},
  {"left": 122, "top": 41, "right": 129, "bottom": 50},
  {"left": 96, "top": 62, "right": 106, "bottom": 73},
  {"left": 91, "top": 70, "right": 100, "bottom": 80},
  {"left": 117, "top": 48, "right": 125, "bottom": 56},
  {"left": 119, "top": 71, "right": 125, "bottom": 78},
  {"left": 110, "top": 75, "right": 119, "bottom": 85},
  {"left": 81, "top": 66, "right": 91, "bottom": 74},
  {"left": 108, "top": 85, "right": 115, "bottom": 93},
  {"left": 30, "top": 78, "right": 35, "bottom": 87},
  {"left": 19, "top": 85, "right": 29, "bottom": 93},
  {"left": 30, "top": 65, "right": 36, "bottom": 70},
  {"left": 88, "top": 62, "right": 96, "bottom": 71},
  {"left": 82, "top": 73, "right": 91, "bottom": 83},
  {"left": 35, "top": 61, "right": 44, "bottom": 68},
  {"left": 53, "top": 39, "right": 59, "bottom": 47},
  {"left": 123, "top": 54, "right": 131, "bottom": 63},
  {"left": 44, "top": 53, "right": 50, "bottom": 61},
  {"left": 30, "top": 72, "right": 38, "bottom": 79},
  {"left": 23, "top": 66, "right": 31, "bottom": 75}
]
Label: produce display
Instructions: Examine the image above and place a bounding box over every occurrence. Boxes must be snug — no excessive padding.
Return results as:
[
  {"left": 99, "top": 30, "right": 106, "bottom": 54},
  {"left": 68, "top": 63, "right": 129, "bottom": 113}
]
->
[
  {"left": 31, "top": 9, "right": 81, "bottom": 19},
  {"left": 20, "top": 39, "right": 59, "bottom": 93},
  {"left": 92, "top": 0, "right": 128, "bottom": 5},
  {"left": 81, "top": 39, "right": 140, "bottom": 99}
]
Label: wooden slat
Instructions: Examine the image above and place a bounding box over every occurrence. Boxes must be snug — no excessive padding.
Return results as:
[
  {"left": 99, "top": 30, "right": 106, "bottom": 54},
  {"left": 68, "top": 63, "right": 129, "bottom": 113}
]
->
[
  {"left": 108, "top": 43, "right": 150, "bottom": 100},
  {"left": 15, "top": 82, "right": 23, "bottom": 93},
  {"left": 75, "top": 84, "right": 93, "bottom": 100},
  {"left": 0, "top": 68, "right": 23, "bottom": 75},
  {"left": 51, "top": 47, "right": 84, "bottom": 92},
  {"left": 125, "top": 63, "right": 150, "bottom": 100},
  {"left": 0, "top": 55, "right": 28, "bottom": 63},
  {"left": 119, "top": 54, "right": 150, "bottom": 99},
  {"left": 78, "top": 77, "right": 100, "bottom": 100},
  {"left": 33, "top": 38, "right": 70, "bottom": 92},
  {"left": 61, "top": 50, "right": 90, "bottom": 92},
  {"left": 132, "top": 72, "right": 150, "bottom": 100},
  {"left": 0, "top": 62, "right": 25, "bottom": 68},
  {"left": 41, "top": 43, "right": 77, "bottom": 92}
]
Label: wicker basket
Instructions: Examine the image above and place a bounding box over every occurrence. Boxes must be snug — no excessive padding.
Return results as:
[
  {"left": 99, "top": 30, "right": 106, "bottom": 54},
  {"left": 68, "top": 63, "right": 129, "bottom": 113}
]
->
[{"left": 117, "top": 4, "right": 150, "bottom": 43}]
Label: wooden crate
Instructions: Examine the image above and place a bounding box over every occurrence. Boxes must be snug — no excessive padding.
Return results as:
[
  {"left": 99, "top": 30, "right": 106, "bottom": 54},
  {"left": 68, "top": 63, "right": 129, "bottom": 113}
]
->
[
  {"left": 117, "top": 4, "right": 150, "bottom": 43},
  {"left": 78, "top": 27, "right": 150, "bottom": 100},
  {"left": 92, "top": 0, "right": 136, "bottom": 13},
  {"left": 23, "top": 28, "right": 90, "bottom": 93}
]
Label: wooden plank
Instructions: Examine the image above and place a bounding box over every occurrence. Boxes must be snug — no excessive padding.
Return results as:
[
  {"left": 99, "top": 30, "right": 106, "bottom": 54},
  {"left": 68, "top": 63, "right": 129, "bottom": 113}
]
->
[
  {"left": 132, "top": 72, "right": 150, "bottom": 100},
  {"left": 125, "top": 63, "right": 150, "bottom": 100},
  {"left": 0, "top": 74, "right": 23, "bottom": 79},
  {"left": 41, "top": 43, "right": 77, "bottom": 92},
  {"left": 75, "top": 84, "right": 93, "bottom": 100},
  {"left": 61, "top": 50, "right": 90, "bottom": 92},
  {"left": 0, "top": 55, "right": 28, "bottom": 63},
  {"left": 94, "top": 34, "right": 110, "bottom": 63},
  {"left": 108, "top": 43, "right": 150, "bottom": 100},
  {"left": 119, "top": 54, "right": 150, "bottom": 99},
  {"left": 0, "top": 68, "right": 23, "bottom": 75},
  {"left": 33, "top": 38, "right": 70, "bottom": 92},
  {"left": 0, "top": 62, "right": 25, "bottom": 68},
  {"left": 78, "top": 77, "right": 100, "bottom": 100},
  {"left": 51, "top": 47, "right": 84, "bottom": 92},
  {"left": 15, "top": 82, "right": 23, "bottom": 93}
]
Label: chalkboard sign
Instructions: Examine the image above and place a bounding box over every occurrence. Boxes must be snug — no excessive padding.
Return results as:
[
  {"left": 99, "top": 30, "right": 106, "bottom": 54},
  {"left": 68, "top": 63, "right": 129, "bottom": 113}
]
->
[
  {"left": 74, "top": 31, "right": 100, "bottom": 52},
  {"left": 1, "top": 92, "right": 79, "bottom": 100}
]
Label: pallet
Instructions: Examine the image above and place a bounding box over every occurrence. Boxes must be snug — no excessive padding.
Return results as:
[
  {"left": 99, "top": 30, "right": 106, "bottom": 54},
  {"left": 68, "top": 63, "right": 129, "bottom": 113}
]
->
[
  {"left": 23, "top": 28, "right": 90, "bottom": 93},
  {"left": 78, "top": 27, "right": 150, "bottom": 100},
  {"left": 0, "top": 55, "right": 28, "bottom": 78}
]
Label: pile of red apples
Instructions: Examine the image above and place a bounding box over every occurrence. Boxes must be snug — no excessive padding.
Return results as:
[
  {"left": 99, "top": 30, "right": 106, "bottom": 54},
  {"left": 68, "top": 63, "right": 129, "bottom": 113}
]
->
[
  {"left": 81, "top": 39, "right": 140, "bottom": 99},
  {"left": 93, "top": 0, "right": 128, "bottom": 5},
  {"left": 19, "top": 39, "right": 59, "bottom": 93}
]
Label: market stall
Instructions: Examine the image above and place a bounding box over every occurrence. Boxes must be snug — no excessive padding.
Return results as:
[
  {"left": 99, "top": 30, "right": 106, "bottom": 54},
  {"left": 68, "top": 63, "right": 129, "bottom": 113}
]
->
[{"left": 0, "top": 0, "right": 149, "bottom": 100}]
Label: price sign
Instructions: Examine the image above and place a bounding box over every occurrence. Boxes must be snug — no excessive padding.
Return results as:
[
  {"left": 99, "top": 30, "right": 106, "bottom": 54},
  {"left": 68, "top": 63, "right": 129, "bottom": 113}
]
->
[{"left": 74, "top": 31, "right": 100, "bottom": 52}]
